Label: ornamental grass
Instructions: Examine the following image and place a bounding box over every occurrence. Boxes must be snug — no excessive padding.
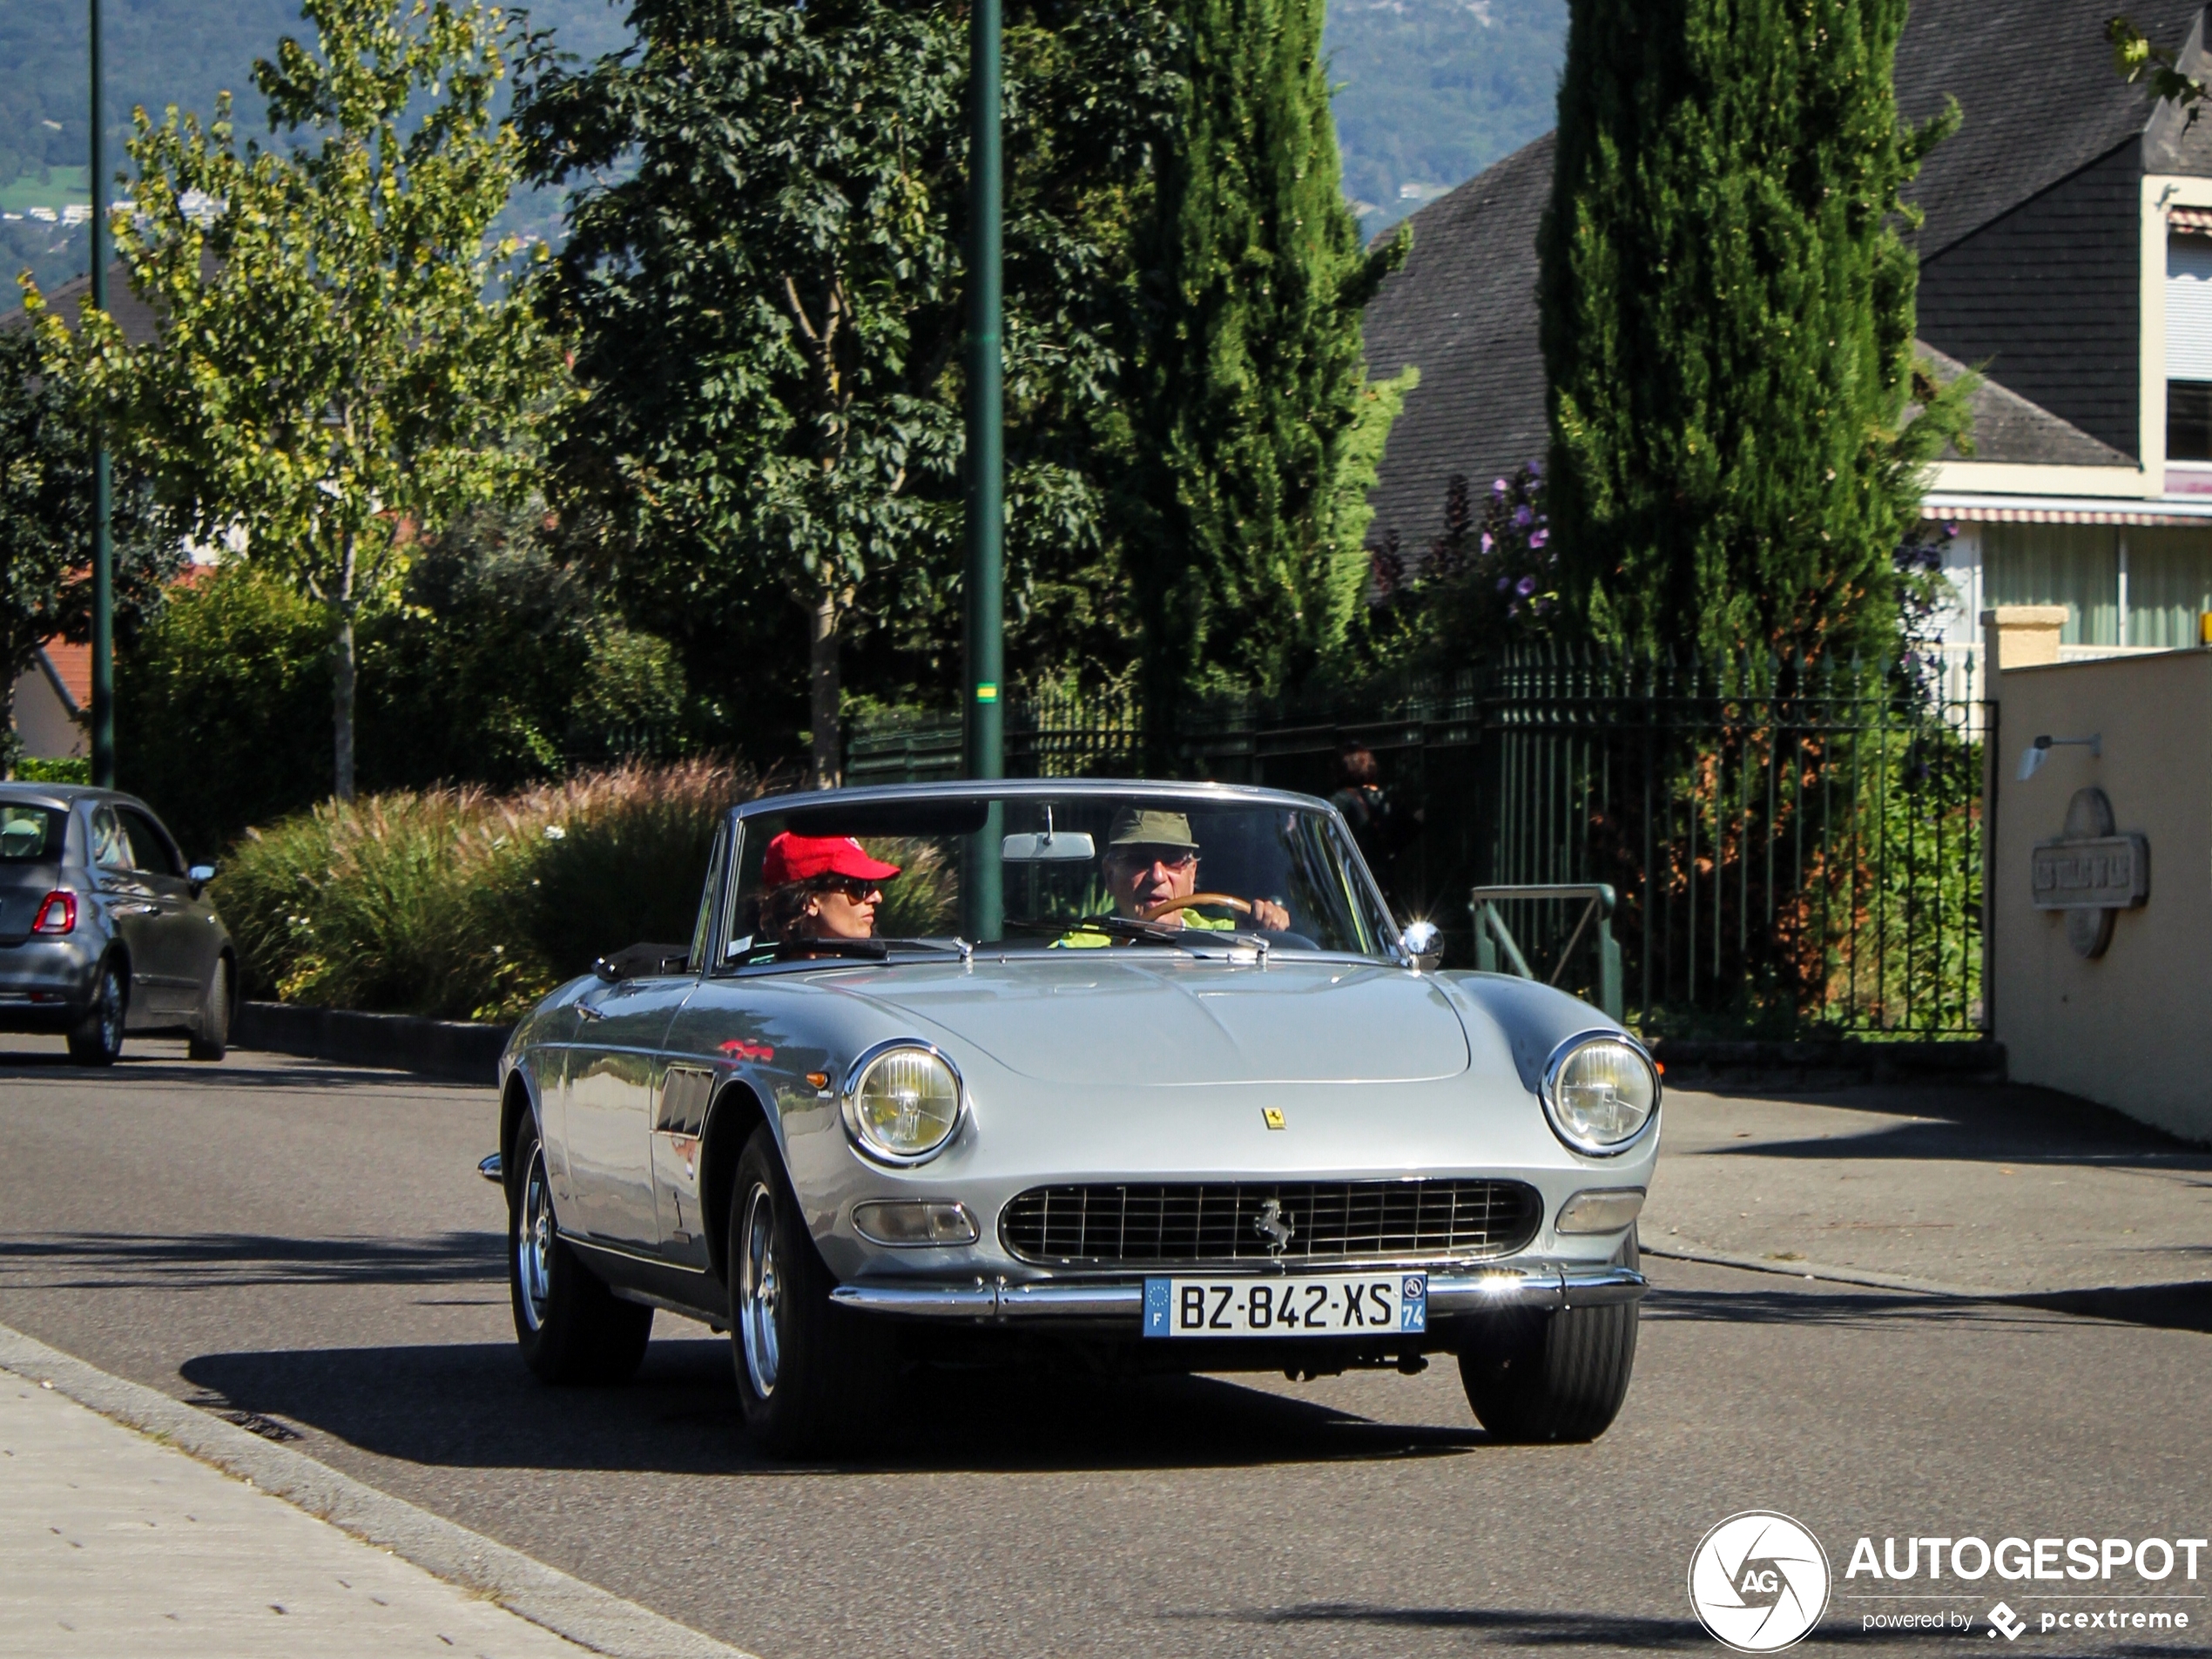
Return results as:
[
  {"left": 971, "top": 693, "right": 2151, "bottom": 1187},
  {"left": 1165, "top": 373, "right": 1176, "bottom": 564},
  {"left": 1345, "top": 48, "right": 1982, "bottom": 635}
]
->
[{"left": 217, "top": 759, "right": 759, "bottom": 1022}]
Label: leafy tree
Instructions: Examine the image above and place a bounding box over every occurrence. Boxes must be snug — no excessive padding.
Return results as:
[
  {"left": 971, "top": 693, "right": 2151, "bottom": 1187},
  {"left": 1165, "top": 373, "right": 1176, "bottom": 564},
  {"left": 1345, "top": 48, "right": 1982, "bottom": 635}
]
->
[
  {"left": 1539, "top": 0, "right": 1965, "bottom": 664},
  {"left": 1129, "top": 0, "right": 1411, "bottom": 735},
  {"left": 119, "top": 504, "right": 691, "bottom": 853},
  {"left": 521, "top": 0, "right": 1176, "bottom": 784},
  {"left": 28, "top": 0, "right": 567, "bottom": 799},
  {"left": 0, "top": 327, "right": 179, "bottom": 775}
]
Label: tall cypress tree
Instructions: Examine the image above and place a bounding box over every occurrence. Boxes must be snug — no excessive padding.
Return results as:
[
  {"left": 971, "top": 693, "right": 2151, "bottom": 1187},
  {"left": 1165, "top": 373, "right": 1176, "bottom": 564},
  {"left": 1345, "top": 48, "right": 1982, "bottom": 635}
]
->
[
  {"left": 1130, "top": 0, "right": 1408, "bottom": 727},
  {"left": 1540, "top": 0, "right": 1959, "bottom": 664}
]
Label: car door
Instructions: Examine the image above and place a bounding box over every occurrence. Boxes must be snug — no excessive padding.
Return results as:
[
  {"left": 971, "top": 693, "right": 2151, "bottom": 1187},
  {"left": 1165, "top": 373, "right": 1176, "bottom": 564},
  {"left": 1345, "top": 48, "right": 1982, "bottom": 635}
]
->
[
  {"left": 116, "top": 806, "right": 212, "bottom": 1014},
  {"left": 563, "top": 972, "right": 697, "bottom": 1252},
  {"left": 86, "top": 803, "right": 171, "bottom": 1022}
]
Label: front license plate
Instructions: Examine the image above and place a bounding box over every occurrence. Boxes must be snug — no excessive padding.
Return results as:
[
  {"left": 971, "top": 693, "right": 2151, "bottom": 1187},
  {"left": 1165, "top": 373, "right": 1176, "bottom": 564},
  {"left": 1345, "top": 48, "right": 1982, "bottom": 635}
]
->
[{"left": 1143, "top": 1272, "right": 1427, "bottom": 1338}]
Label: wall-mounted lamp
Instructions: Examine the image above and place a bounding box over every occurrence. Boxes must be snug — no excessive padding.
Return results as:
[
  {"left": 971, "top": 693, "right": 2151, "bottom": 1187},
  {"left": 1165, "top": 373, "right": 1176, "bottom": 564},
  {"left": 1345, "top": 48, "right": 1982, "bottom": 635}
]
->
[{"left": 2017, "top": 733, "right": 2101, "bottom": 782}]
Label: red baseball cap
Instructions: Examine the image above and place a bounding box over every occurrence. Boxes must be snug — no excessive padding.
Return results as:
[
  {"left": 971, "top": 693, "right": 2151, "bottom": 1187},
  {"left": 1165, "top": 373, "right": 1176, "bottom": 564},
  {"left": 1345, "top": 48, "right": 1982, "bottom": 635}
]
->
[{"left": 760, "top": 832, "right": 901, "bottom": 887}]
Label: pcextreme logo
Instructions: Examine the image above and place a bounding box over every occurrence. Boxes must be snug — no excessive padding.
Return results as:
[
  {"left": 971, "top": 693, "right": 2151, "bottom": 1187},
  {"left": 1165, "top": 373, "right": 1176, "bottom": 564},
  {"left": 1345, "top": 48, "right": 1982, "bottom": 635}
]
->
[{"left": 1689, "top": 1512, "right": 1832, "bottom": 1653}]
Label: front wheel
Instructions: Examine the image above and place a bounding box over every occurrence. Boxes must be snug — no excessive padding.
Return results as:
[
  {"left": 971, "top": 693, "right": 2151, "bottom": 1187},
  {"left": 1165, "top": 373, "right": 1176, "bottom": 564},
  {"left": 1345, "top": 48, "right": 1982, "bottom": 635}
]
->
[
  {"left": 66, "top": 961, "right": 125, "bottom": 1067},
  {"left": 507, "top": 1116, "right": 652, "bottom": 1384},
  {"left": 186, "top": 957, "right": 230, "bottom": 1062},
  {"left": 729, "top": 1124, "right": 896, "bottom": 1458},
  {"left": 1458, "top": 1230, "right": 1640, "bottom": 1443}
]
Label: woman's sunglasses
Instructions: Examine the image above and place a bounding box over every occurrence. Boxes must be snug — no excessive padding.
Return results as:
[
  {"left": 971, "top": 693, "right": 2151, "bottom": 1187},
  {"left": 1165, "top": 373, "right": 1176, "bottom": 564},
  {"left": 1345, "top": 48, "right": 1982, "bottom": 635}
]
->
[{"left": 819, "top": 876, "right": 883, "bottom": 902}]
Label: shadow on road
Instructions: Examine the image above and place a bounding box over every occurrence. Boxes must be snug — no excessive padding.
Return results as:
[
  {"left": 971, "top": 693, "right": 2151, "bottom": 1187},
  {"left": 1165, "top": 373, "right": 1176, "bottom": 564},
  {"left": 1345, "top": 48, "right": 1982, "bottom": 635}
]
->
[
  {"left": 1683, "top": 1083, "right": 2210, "bottom": 1165},
  {"left": 0, "top": 1047, "right": 484, "bottom": 1093},
  {"left": 0, "top": 1230, "right": 502, "bottom": 1290},
  {"left": 1646, "top": 1281, "right": 2212, "bottom": 1336},
  {"left": 179, "top": 1335, "right": 1487, "bottom": 1475}
]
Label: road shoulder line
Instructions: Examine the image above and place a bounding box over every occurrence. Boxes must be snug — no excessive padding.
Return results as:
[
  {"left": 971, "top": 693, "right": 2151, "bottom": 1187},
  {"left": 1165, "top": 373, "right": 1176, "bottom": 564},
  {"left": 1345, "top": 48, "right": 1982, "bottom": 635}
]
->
[{"left": 0, "top": 1319, "right": 757, "bottom": 1659}]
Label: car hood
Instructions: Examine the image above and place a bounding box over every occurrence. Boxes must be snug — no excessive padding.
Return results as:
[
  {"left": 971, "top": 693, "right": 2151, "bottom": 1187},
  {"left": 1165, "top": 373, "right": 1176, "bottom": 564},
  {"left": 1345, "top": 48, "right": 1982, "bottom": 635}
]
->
[{"left": 823, "top": 955, "right": 1472, "bottom": 1087}]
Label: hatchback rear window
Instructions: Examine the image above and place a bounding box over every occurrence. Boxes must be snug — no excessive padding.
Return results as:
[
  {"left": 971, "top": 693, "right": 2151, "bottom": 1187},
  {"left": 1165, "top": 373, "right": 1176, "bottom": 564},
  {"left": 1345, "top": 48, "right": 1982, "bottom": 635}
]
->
[{"left": 0, "top": 805, "right": 64, "bottom": 862}]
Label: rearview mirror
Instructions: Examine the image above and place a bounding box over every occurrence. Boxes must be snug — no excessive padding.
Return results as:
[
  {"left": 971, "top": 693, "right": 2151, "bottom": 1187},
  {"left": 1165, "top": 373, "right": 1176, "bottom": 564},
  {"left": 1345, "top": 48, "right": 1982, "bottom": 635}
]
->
[{"left": 1002, "top": 829, "right": 1096, "bottom": 862}]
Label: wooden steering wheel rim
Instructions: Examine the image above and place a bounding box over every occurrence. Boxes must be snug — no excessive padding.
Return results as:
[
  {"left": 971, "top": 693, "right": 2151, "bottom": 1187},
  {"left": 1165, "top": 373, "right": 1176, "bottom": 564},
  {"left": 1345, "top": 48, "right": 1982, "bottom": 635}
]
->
[{"left": 1136, "top": 891, "right": 1253, "bottom": 921}]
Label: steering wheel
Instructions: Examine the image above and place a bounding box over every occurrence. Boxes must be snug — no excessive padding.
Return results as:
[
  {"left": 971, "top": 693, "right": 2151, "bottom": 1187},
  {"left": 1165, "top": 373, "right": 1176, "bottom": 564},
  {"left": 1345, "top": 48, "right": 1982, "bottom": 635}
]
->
[{"left": 1137, "top": 892, "right": 1253, "bottom": 921}]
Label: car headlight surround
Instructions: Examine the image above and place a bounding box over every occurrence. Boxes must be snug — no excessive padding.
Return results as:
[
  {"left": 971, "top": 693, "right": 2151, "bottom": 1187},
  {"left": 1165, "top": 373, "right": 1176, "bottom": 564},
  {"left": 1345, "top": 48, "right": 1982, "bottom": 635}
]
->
[
  {"left": 840, "top": 1040, "right": 965, "bottom": 1165},
  {"left": 1540, "top": 1030, "right": 1660, "bottom": 1157}
]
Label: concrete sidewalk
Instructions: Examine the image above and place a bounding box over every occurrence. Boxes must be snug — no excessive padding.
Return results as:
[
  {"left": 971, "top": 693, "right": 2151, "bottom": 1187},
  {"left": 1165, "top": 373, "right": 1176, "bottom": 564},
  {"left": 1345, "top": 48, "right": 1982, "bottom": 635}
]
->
[
  {"left": 0, "top": 1365, "right": 592, "bottom": 1657},
  {"left": 1642, "top": 1081, "right": 2212, "bottom": 1296}
]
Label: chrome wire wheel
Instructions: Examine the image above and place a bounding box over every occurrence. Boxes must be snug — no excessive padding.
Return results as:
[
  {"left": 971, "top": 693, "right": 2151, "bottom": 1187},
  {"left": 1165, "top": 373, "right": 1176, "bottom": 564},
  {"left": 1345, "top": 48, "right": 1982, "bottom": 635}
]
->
[
  {"left": 738, "top": 1179, "right": 782, "bottom": 1399},
  {"left": 516, "top": 1145, "right": 555, "bottom": 1333}
]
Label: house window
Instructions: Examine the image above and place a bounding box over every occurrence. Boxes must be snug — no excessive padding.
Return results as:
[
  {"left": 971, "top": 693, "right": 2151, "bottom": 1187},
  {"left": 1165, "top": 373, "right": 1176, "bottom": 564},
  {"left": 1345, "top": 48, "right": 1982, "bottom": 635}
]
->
[
  {"left": 2170, "top": 381, "right": 2212, "bottom": 462},
  {"left": 1982, "top": 523, "right": 2119, "bottom": 646},
  {"left": 2166, "top": 233, "right": 2212, "bottom": 458},
  {"left": 2121, "top": 528, "right": 2212, "bottom": 647}
]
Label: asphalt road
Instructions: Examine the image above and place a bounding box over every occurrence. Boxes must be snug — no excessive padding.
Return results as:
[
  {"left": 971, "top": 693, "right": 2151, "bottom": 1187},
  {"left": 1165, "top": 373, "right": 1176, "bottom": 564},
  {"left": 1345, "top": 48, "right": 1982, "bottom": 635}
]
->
[{"left": 1, "top": 1035, "right": 2208, "bottom": 1658}]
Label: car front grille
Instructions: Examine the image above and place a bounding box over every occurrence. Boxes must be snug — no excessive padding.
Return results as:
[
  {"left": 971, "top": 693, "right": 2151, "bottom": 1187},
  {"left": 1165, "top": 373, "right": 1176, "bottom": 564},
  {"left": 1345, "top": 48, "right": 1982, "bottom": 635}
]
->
[{"left": 998, "top": 1179, "right": 1544, "bottom": 1268}]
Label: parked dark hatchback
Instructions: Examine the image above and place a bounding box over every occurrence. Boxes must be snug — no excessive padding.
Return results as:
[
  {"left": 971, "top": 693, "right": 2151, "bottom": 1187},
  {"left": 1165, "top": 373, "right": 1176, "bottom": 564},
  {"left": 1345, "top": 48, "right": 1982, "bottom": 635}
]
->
[{"left": 0, "top": 785, "right": 235, "bottom": 1064}]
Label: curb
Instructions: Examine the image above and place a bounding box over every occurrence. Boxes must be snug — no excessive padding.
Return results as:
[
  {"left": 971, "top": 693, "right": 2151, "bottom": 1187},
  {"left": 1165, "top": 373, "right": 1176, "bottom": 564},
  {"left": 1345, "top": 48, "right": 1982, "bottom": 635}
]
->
[
  {"left": 1642, "top": 1243, "right": 2212, "bottom": 1311},
  {"left": 0, "top": 1321, "right": 757, "bottom": 1659},
  {"left": 234, "top": 1001, "right": 513, "bottom": 1085}
]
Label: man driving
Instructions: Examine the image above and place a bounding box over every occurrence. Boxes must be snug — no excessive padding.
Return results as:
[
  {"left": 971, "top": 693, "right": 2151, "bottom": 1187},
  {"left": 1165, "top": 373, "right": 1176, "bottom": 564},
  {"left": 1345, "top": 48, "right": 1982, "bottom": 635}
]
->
[{"left": 1100, "top": 808, "right": 1291, "bottom": 933}]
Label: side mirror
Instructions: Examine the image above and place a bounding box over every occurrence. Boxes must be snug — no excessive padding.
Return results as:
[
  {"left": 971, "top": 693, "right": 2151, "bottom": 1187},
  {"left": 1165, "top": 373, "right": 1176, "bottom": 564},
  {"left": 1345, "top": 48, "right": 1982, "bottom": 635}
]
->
[
  {"left": 1399, "top": 920, "right": 1443, "bottom": 973},
  {"left": 187, "top": 863, "right": 217, "bottom": 891}
]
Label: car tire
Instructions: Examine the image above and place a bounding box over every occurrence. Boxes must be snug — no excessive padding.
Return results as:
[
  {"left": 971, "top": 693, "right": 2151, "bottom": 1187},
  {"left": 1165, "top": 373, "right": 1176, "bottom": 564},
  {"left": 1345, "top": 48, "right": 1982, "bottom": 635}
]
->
[
  {"left": 65, "top": 961, "right": 126, "bottom": 1068},
  {"left": 507, "top": 1115, "right": 653, "bottom": 1385},
  {"left": 186, "top": 958, "right": 230, "bottom": 1062},
  {"left": 1458, "top": 1229, "right": 1640, "bottom": 1444},
  {"left": 728, "top": 1123, "right": 897, "bottom": 1458}
]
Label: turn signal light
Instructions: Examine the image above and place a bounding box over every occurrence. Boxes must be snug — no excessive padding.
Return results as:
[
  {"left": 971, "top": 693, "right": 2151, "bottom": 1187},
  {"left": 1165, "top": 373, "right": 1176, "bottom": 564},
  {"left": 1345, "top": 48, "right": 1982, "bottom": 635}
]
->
[{"left": 31, "top": 892, "right": 76, "bottom": 934}]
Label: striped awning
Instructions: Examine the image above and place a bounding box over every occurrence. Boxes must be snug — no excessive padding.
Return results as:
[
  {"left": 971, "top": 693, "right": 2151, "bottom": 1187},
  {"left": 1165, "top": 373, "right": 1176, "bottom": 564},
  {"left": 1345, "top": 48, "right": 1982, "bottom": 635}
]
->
[
  {"left": 2170, "top": 206, "right": 2212, "bottom": 233},
  {"left": 1921, "top": 493, "right": 2212, "bottom": 526}
]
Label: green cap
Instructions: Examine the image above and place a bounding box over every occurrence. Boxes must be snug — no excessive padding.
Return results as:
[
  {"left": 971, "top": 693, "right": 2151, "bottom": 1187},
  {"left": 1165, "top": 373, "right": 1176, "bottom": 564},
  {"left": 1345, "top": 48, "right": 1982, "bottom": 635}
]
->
[{"left": 1107, "top": 807, "right": 1200, "bottom": 851}]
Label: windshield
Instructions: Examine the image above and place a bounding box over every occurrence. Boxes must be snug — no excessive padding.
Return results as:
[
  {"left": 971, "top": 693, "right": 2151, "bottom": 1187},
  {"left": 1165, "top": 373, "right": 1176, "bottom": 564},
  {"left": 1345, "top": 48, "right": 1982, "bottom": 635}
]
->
[
  {"left": 0, "top": 805, "right": 64, "bottom": 863},
  {"left": 723, "top": 790, "right": 1396, "bottom": 965}
]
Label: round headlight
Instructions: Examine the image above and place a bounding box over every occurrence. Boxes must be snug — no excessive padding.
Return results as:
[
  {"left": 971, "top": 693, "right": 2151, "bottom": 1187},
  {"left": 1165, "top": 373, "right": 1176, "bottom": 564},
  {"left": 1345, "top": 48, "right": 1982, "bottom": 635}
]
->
[
  {"left": 841, "top": 1042, "right": 963, "bottom": 1164},
  {"left": 1541, "top": 1033, "right": 1659, "bottom": 1155}
]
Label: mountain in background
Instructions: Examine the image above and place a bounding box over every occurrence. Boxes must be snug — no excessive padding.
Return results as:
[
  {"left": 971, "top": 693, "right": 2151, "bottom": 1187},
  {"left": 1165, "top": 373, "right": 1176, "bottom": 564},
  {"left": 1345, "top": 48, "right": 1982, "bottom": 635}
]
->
[
  {"left": 3, "top": 0, "right": 1564, "bottom": 294},
  {"left": 1325, "top": 0, "right": 1563, "bottom": 233}
]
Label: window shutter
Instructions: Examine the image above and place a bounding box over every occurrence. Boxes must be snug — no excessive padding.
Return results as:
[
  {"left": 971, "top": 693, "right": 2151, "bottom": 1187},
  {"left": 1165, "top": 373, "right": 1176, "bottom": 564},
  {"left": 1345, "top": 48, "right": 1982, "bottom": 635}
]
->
[{"left": 2167, "top": 234, "right": 2212, "bottom": 380}]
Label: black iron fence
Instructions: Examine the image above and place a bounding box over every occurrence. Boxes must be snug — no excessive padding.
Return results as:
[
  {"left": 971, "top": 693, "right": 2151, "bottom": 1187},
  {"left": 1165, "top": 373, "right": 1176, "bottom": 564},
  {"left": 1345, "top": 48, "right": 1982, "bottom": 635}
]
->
[{"left": 846, "top": 651, "right": 1987, "bottom": 1038}]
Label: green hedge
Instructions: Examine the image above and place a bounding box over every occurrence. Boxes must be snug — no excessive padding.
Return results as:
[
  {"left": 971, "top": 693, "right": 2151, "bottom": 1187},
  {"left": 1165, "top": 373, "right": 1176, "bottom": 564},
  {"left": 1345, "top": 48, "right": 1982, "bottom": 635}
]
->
[{"left": 216, "top": 759, "right": 755, "bottom": 1021}]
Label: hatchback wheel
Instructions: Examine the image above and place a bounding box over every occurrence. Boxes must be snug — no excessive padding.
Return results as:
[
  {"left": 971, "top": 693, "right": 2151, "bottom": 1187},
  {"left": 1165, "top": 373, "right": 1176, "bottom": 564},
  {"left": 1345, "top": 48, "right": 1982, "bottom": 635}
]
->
[
  {"left": 66, "top": 961, "right": 125, "bottom": 1068},
  {"left": 187, "top": 957, "right": 230, "bottom": 1062}
]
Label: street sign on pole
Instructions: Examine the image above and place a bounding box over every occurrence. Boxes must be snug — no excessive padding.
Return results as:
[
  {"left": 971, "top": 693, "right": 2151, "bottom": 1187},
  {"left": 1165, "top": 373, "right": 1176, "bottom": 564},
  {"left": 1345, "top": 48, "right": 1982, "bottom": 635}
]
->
[
  {"left": 961, "top": 0, "right": 1004, "bottom": 941},
  {"left": 87, "top": 0, "right": 115, "bottom": 789}
]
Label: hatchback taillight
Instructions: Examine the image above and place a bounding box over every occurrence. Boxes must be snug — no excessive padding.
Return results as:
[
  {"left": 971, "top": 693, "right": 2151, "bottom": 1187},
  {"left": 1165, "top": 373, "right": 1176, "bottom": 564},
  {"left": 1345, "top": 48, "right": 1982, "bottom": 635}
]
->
[{"left": 31, "top": 892, "right": 76, "bottom": 934}]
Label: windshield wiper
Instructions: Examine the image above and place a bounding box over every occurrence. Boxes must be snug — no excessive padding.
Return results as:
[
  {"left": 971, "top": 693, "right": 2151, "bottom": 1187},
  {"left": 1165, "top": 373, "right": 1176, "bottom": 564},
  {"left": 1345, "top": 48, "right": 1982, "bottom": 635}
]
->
[{"left": 1003, "top": 914, "right": 1211, "bottom": 952}]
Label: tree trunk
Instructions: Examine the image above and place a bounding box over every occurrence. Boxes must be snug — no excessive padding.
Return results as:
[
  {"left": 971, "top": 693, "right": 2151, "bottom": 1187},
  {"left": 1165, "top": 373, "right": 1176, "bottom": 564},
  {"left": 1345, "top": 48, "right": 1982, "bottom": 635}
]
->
[
  {"left": 333, "top": 530, "right": 359, "bottom": 801},
  {"left": 809, "top": 582, "right": 840, "bottom": 789}
]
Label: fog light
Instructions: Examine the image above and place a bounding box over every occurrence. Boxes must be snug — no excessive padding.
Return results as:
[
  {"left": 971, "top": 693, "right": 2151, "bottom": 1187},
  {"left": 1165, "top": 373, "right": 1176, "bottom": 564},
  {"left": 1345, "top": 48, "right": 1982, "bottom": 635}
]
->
[
  {"left": 1556, "top": 1188, "right": 1646, "bottom": 1234},
  {"left": 852, "top": 1200, "right": 978, "bottom": 1247}
]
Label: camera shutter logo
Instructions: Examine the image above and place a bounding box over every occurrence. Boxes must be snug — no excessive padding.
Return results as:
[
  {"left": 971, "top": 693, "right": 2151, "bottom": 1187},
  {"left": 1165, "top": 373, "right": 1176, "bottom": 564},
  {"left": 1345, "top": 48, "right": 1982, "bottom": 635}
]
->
[{"left": 1688, "top": 1512, "right": 1831, "bottom": 1653}]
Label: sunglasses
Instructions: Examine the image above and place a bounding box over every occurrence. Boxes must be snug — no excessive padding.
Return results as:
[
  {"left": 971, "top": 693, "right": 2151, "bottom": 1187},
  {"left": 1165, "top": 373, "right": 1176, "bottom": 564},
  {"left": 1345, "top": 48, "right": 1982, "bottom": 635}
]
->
[
  {"left": 818, "top": 876, "right": 883, "bottom": 901},
  {"left": 1109, "top": 845, "right": 1197, "bottom": 871}
]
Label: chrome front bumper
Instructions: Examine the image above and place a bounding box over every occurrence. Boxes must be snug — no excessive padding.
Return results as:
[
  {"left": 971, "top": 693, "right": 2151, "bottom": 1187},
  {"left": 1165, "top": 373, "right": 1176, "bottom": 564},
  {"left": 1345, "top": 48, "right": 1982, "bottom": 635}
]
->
[{"left": 829, "top": 1260, "right": 1646, "bottom": 1322}]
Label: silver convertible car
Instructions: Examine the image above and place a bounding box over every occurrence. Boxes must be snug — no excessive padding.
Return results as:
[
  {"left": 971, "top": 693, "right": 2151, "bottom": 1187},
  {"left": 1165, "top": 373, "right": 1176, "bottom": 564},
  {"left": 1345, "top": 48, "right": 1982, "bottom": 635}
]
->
[{"left": 489, "top": 779, "right": 1658, "bottom": 1455}]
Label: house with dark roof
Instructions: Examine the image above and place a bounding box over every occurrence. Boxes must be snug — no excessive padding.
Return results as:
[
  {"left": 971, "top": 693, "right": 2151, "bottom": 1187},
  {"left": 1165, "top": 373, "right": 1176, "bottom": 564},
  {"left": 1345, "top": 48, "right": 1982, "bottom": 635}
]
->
[{"left": 1363, "top": 0, "right": 2212, "bottom": 678}]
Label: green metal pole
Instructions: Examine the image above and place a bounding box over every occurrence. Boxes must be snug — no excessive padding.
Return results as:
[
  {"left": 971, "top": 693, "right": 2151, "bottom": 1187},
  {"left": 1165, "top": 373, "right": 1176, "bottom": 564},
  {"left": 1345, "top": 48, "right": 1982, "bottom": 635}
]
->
[
  {"left": 87, "top": 0, "right": 115, "bottom": 789},
  {"left": 961, "top": 0, "right": 1003, "bottom": 941}
]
